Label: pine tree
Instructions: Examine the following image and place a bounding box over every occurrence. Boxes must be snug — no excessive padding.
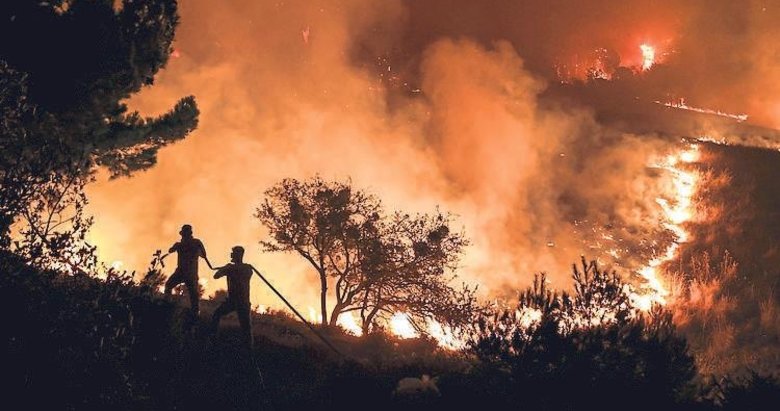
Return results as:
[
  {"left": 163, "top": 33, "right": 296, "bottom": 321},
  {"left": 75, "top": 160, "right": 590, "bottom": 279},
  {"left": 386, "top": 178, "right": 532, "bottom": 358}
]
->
[
  {"left": 0, "top": 1, "right": 198, "bottom": 263},
  {"left": 0, "top": 0, "right": 198, "bottom": 178}
]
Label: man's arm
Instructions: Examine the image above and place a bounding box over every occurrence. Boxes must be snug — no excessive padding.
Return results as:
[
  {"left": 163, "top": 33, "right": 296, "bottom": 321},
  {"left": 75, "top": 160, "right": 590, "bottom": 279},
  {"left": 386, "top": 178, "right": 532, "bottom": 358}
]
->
[
  {"left": 160, "top": 243, "right": 178, "bottom": 263},
  {"left": 213, "top": 265, "right": 229, "bottom": 279},
  {"left": 198, "top": 240, "right": 214, "bottom": 269}
]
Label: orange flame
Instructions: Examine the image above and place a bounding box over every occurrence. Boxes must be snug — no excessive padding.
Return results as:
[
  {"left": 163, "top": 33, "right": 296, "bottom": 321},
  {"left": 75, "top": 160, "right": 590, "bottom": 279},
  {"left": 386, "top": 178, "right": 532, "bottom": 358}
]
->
[
  {"left": 633, "top": 144, "right": 700, "bottom": 310},
  {"left": 389, "top": 312, "right": 418, "bottom": 339},
  {"left": 336, "top": 313, "right": 363, "bottom": 336},
  {"left": 640, "top": 44, "right": 656, "bottom": 71}
]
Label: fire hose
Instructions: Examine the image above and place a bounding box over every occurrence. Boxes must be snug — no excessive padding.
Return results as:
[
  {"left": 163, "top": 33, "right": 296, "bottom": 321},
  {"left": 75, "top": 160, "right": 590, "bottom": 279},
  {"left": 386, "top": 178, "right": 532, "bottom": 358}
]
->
[{"left": 250, "top": 267, "right": 345, "bottom": 357}]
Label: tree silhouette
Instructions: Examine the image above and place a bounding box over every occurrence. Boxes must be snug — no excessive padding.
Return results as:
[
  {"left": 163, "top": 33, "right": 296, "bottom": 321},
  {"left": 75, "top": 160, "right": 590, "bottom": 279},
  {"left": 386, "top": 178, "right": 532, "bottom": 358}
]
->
[
  {"left": 0, "top": 62, "right": 36, "bottom": 244},
  {"left": 0, "top": 1, "right": 197, "bottom": 263},
  {"left": 0, "top": 62, "right": 96, "bottom": 265},
  {"left": 13, "top": 172, "right": 97, "bottom": 273},
  {"left": 256, "top": 177, "right": 380, "bottom": 325},
  {"left": 352, "top": 211, "right": 476, "bottom": 334},
  {"left": 0, "top": 0, "right": 198, "bottom": 178},
  {"left": 471, "top": 257, "right": 697, "bottom": 409},
  {"left": 565, "top": 257, "right": 633, "bottom": 330},
  {"left": 256, "top": 176, "right": 476, "bottom": 331}
]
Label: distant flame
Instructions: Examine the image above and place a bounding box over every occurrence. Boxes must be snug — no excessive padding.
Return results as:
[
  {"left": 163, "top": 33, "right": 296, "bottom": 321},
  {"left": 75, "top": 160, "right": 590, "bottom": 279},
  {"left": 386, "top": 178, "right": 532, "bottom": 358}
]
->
[
  {"left": 386, "top": 312, "right": 472, "bottom": 349},
  {"left": 657, "top": 99, "right": 749, "bottom": 122},
  {"left": 640, "top": 44, "right": 656, "bottom": 71},
  {"left": 516, "top": 307, "right": 543, "bottom": 329}
]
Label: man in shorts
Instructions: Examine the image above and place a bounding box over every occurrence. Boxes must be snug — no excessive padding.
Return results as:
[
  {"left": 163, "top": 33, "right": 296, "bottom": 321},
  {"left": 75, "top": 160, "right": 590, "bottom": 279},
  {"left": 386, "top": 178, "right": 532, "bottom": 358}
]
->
[
  {"left": 164, "top": 224, "right": 212, "bottom": 317},
  {"left": 211, "top": 245, "right": 259, "bottom": 348}
]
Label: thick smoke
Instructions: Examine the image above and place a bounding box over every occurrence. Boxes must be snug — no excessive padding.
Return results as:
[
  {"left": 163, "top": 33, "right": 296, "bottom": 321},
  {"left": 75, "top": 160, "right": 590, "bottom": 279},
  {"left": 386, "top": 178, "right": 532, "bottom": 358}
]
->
[
  {"left": 86, "top": 0, "right": 773, "bottom": 312},
  {"left": 667, "top": 1, "right": 780, "bottom": 128},
  {"left": 387, "top": 0, "right": 780, "bottom": 128}
]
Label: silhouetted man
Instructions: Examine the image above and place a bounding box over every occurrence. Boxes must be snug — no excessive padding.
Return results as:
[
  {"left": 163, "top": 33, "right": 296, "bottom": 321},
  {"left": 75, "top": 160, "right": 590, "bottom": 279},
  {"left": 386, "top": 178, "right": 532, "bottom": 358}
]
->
[
  {"left": 211, "top": 246, "right": 259, "bottom": 348},
  {"left": 164, "top": 224, "right": 211, "bottom": 317}
]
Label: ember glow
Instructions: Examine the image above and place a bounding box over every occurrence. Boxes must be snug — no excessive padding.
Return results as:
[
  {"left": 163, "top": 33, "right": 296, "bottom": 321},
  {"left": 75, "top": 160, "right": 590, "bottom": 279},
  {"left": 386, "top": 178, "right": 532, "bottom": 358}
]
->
[
  {"left": 387, "top": 316, "right": 469, "bottom": 350},
  {"left": 426, "top": 319, "right": 467, "bottom": 350},
  {"left": 308, "top": 307, "right": 318, "bottom": 324},
  {"left": 336, "top": 313, "right": 363, "bottom": 336}
]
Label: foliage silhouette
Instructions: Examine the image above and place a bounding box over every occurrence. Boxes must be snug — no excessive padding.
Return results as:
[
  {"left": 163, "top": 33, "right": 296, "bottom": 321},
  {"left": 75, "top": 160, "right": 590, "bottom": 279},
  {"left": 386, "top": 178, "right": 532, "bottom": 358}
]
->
[
  {"left": 0, "top": 1, "right": 198, "bottom": 262},
  {"left": 0, "top": 0, "right": 198, "bottom": 178},
  {"left": 469, "top": 257, "right": 698, "bottom": 410},
  {"left": 256, "top": 176, "right": 476, "bottom": 332}
]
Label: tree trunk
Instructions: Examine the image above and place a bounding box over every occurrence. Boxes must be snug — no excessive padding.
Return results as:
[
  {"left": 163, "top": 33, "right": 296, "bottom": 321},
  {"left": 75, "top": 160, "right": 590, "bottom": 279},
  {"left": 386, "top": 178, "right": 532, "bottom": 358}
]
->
[
  {"left": 329, "top": 303, "right": 342, "bottom": 327},
  {"left": 362, "top": 305, "right": 381, "bottom": 335},
  {"left": 320, "top": 272, "right": 328, "bottom": 325}
]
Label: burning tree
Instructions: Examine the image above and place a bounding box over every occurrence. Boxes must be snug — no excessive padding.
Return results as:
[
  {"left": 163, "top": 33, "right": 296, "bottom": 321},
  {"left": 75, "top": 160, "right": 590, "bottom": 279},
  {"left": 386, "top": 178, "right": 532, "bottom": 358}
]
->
[{"left": 255, "top": 176, "right": 476, "bottom": 332}]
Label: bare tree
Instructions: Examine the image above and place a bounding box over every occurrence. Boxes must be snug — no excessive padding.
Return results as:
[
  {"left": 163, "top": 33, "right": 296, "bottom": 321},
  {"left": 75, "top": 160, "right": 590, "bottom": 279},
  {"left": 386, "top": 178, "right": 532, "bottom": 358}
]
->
[{"left": 13, "top": 172, "right": 97, "bottom": 274}]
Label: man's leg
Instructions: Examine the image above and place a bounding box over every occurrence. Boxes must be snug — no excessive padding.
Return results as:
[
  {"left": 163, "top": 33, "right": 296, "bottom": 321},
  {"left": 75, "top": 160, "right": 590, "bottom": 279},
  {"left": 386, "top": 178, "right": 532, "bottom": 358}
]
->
[
  {"left": 164, "top": 270, "right": 183, "bottom": 297},
  {"left": 185, "top": 278, "right": 200, "bottom": 317},
  {"left": 211, "top": 300, "right": 235, "bottom": 333},
  {"left": 237, "top": 304, "right": 253, "bottom": 349}
]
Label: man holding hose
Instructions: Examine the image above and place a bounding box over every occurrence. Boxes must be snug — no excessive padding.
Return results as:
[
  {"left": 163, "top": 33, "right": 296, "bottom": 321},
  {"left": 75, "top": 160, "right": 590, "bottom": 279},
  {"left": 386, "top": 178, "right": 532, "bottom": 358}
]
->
[
  {"left": 211, "top": 245, "right": 259, "bottom": 348},
  {"left": 209, "top": 245, "right": 344, "bottom": 355}
]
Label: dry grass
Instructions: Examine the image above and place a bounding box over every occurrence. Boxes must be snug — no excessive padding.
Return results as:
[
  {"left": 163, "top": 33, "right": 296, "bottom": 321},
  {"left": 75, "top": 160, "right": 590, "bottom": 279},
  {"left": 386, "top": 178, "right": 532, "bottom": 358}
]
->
[
  {"left": 665, "top": 250, "right": 780, "bottom": 375},
  {"left": 759, "top": 293, "right": 778, "bottom": 332}
]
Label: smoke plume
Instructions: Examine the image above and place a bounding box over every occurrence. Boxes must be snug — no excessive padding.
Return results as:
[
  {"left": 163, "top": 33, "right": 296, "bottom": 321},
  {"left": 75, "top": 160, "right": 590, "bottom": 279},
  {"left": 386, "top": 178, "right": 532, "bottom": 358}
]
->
[{"left": 86, "top": 0, "right": 778, "bottom": 314}]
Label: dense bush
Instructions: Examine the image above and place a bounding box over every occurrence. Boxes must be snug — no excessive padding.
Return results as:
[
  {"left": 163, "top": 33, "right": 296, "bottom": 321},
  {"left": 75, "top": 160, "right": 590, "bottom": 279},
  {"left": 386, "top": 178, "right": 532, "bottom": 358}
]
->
[
  {"left": 0, "top": 250, "right": 178, "bottom": 410},
  {"left": 464, "top": 258, "right": 699, "bottom": 410}
]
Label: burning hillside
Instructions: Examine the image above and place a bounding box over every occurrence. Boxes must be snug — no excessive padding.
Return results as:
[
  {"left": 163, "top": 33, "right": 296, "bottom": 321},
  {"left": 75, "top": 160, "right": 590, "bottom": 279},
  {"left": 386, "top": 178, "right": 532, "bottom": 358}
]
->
[
  {"left": 64, "top": 0, "right": 780, "bottom": 373},
  {"left": 7, "top": 2, "right": 780, "bottom": 410}
]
